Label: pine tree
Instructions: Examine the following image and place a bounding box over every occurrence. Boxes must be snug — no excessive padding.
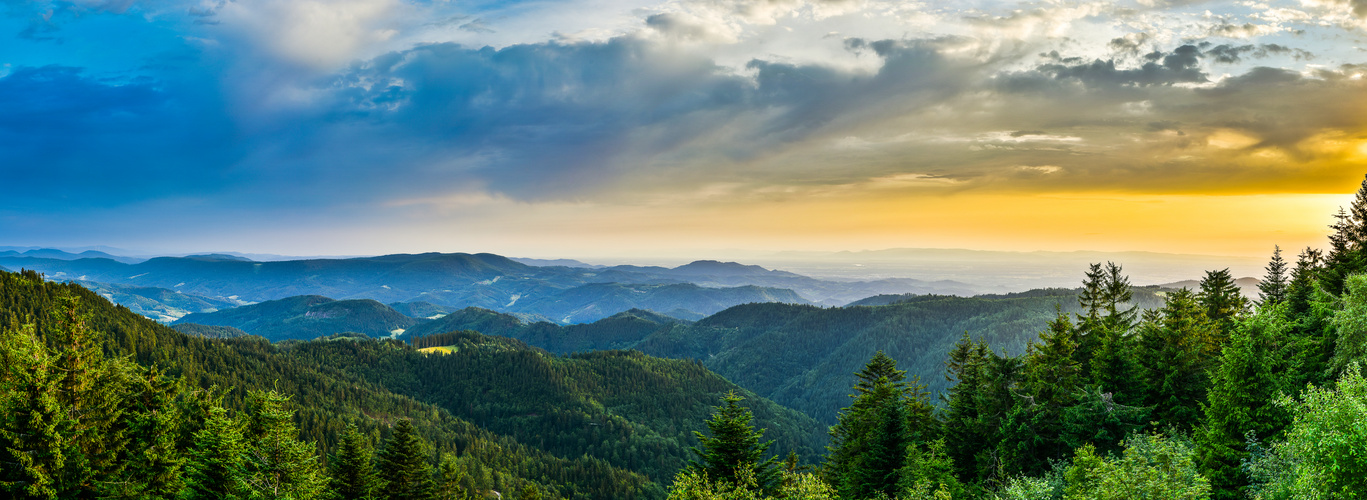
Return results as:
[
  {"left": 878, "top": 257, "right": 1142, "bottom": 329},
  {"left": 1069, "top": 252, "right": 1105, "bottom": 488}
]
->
[
  {"left": 1198, "top": 268, "right": 1249, "bottom": 357},
  {"left": 1135, "top": 289, "right": 1210, "bottom": 431},
  {"left": 184, "top": 406, "right": 249, "bottom": 500},
  {"left": 331, "top": 424, "right": 383, "bottom": 500},
  {"left": 1000, "top": 310, "right": 1083, "bottom": 476},
  {"left": 377, "top": 419, "right": 436, "bottom": 500},
  {"left": 0, "top": 322, "right": 66, "bottom": 499},
  {"left": 940, "top": 335, "right": 989, "bottom": 483},
  {"left": 825, "top": 352, "right": 914, "bottom": 499},
  {"left": 690, "top": 391, "right": 779, "bottom": 491},
  {"left": 1259, "top": 245, "right": 1290, "bottom": 306},
  {"left": 1322, "top": 175, "right": 1367, "bottom": 295},
  {"left": 1196, "top": 306, "right": 1291, "bottom": 500},
  {"left": 243, "top": 389, "right": 328, "bottom": 500}
]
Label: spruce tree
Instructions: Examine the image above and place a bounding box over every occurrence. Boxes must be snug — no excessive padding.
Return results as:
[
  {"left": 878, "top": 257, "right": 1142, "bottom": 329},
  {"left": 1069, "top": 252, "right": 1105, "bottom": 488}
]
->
[
  {"left": 940, "top": 335, "right": 989, "bottom": 483},
  {"left": 690, "top": 391, "right": 779, "bottom": 491},
  {"left": 0, "top": 323, "right": 66, "bottom": 499},
  {"left": 331, "top": 424, "right": 382, "bottom": 500},
  {"left": 184, "top": 406, "right": 249, "bottom": 500},
  {"left": 1000, "top": 310, "right": 1083, "bottom": 476},
  {"left": 105, "top": 365, "right": 186, "bottom": 498},
  {"left": 377, "top": 419, "right": 436, "bottom": 500},
  {"left": 1196, "top": 306, "right": 1291, "bottom": 500},
  {"left": 825, "top": 352, "right": 914, "bottom": 499},
  {"left": 1286, "top": 247, "right": 1322, "bottom": 318},
  {"left": 1322, "top": 175, "right": 1367, "bottom": 295},
  {"left": 1198, "top": 268, "right": 1249, "bottom": 353},
  {"left": 1259, "top": 245, "right": 1290, "bottom": 306},
  {"left": 243, "top": 389, "right": 328, "bottom": 500},
  {"left": 1135, "top": 289, "right": 1210, "bottom": 431},
  {"left": 1074, "top": 263, "right": 1137, "bottom": 377}
]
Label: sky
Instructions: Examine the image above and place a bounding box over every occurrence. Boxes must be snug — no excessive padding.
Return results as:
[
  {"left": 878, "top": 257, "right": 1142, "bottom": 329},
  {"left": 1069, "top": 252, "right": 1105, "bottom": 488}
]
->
[{"left": 4, "top": 0, "right": 1367, "bottom": 261}]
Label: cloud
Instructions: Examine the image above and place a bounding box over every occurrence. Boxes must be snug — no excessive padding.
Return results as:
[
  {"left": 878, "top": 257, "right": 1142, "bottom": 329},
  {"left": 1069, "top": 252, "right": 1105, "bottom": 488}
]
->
[
  {"left": 213, "top": 0, "right": 403, "bottom": 69},
  {"left": 1203, "top": 43, "right": 1315, "bottom": 64},
  {"left": 1030, "top": 45, "right": 1207, "bottom": 87}
]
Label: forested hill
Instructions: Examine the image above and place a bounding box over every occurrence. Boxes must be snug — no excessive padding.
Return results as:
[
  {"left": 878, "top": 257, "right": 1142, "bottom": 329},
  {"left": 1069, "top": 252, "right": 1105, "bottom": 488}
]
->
[
  {"left": 0, "top": 269, "right": 822, "bottom": 498},
  {"left": 402, "top": 287, "right": 1167, "bottom": 424},
  {"left": 301, "top": 330, "right": 826, "bottom": 481},
  {"left": 175, "top": 295, "right": 420, "bottom": 341}
]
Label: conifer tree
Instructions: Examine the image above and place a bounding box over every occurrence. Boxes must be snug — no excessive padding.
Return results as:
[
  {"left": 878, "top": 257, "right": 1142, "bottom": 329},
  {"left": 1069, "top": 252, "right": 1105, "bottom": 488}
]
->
[
  {"left": 1074, "top": 263, "right": 1137, "bottom": 377},
  {"left": 184, "top": 406, "right": 249, "bottom": 500},
  {"left": 825, "top": 352, "right": 914, "bottom": 499},
  {"left": 1000, "top": 310, "right": 1083, "bottom": 476},
  {"left": 690, "top": 391, "right": 779, "bottom": 491},
  {"left": 243, "top": 389, "right": 328, "bottom": 499},
  {"left": 1198, "top": 269, "right": 1249, "bottom": 354},
  {"left": 377, "top": 419, "right": 436, "bottom": 500},
  {"left": 332, "top": 424, "right": 383, "bottom": 500},
  {"left": 47, "top": 297, "right": 133, "bottom": 497},
  {"left": 104, "top": 365, "right": 186, "bottom": 498},
  {"left": 1285, "top": 247, "right": 1322, "bottom": 319},
  {"left": 940, "top": 335, "right": 989, "bottom": 483},
  {"left": 1258, "top": 245, "right": 1289, "bottom": 306},
  {"left": 1322, "top": 175, "right": 1367, "bottom": 295},
  {"left": 1196, "top": 306, "right": 1291, "bottom": 500},
  {"left": 1328, "top": 274, "right": 1367, "bottom": 378},
  {"left": 0, "top": 322, "right": 66, "bottom": 499},
  {"left": 1135, "top": 289, "right": 1210, "bottom": 431}
]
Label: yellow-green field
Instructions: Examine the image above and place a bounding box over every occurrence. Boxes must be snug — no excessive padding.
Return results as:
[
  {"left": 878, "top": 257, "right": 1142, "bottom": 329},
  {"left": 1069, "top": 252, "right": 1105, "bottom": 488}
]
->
[{"left": 417, "top": 345, "right": 458, "bottom": 355}]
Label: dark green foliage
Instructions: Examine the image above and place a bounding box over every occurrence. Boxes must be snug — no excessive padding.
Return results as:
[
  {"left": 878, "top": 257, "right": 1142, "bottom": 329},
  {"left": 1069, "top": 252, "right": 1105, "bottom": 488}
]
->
[
  {"left": 689, "top": 392, "right": 779, "bottom": 491},
  {"left": 1075, "top": 263, "right": 1138, "bottom": 372},
  {"left": 331, "top": 424, "right": 383, "bottom": 500},
  {"left": 1134, "top": 289, "right": 1212, "bottom": 432},
  {"left": 184, "top": 406, "right": 249, "bottom": 499},
  {"left": 176, "top": 295, "right": 419, "bottom": 342},
  {"left": 1195, "top": 306, "right": 1291, "bottom": 500},
  {"left": 416, "top": 287, "right": 1165, "bottom": 427},
  {"left": 0, "top": 269, "right": 657, "bottom": 499},
  {"left": 243, "top": 389, "right": 329, "bottom": 499},
  {"left": 824, "top": 352, "right": 943, "bottom": 499},
  {"left": 939, "top": 335, "right": 991, "bottom": 484},
  {"left": 1197, "top": 269, "right": 1249, "bottom": 352},
  {"left": 0, "top": 323, "right": 66, "bottom": 499},
  {"left": 172, "top": 323, "right": 251, "bottom": 339},
  {"left": 999, "top": 311, "right": 1083, "bottom": 478},
  {"left": 378, "top": 419, "right": 436, "bottom": 500},
  {"left": 288, "top": 330, "right": 823, "bottom": 484},
  {"left": 1258, "top": 246, "right": 1289, "bottom": 306}
]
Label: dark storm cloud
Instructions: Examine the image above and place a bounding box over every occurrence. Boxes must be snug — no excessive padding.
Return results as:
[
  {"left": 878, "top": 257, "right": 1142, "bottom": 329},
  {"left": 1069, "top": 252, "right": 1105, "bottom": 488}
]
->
[
  {"left": 320, "top": 36, "right": 984, "bottom": 197},
  {"left": 1030, "top": 45, "right": 1206, "bottom": 87},
  {"left": 1204, "top": 44, "right": 1315, "bottom": 64}
]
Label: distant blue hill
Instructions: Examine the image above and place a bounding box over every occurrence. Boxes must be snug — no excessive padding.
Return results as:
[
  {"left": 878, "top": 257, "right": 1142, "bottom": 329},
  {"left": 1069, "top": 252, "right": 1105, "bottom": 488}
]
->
[{"left": 0, "top": 251, "right": 981, "bottom": 323}]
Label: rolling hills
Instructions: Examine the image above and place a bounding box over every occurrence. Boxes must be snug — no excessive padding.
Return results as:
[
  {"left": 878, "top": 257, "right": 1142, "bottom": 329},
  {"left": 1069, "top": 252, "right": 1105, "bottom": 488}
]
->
[
  {"left": 0, "top": 268, "right": 827, "bottom": 498},
  {"left": 407, "top": 287, "right": 1169, "bottom": 424},
  {"left": 0, "top": 251, "right": 983, "bottom": 323}
]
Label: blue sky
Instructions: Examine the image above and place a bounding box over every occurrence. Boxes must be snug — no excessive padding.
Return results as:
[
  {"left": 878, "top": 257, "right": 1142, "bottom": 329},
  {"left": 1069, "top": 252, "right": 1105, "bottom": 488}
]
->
[{"left": 4, "top": 0, "right": 1367, "bottom": 259}]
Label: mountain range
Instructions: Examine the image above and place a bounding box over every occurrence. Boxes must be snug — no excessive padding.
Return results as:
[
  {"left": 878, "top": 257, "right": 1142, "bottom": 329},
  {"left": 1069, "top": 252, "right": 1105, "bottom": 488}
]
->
[{"left": 0, "top": 251, "right": 984, "bottom": 323}]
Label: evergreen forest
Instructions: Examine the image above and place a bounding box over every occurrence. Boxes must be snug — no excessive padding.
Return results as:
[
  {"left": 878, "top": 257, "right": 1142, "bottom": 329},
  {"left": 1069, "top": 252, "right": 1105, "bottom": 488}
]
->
[{"left": 9, "top": 178, "right": 1367, "bottom": 499}]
